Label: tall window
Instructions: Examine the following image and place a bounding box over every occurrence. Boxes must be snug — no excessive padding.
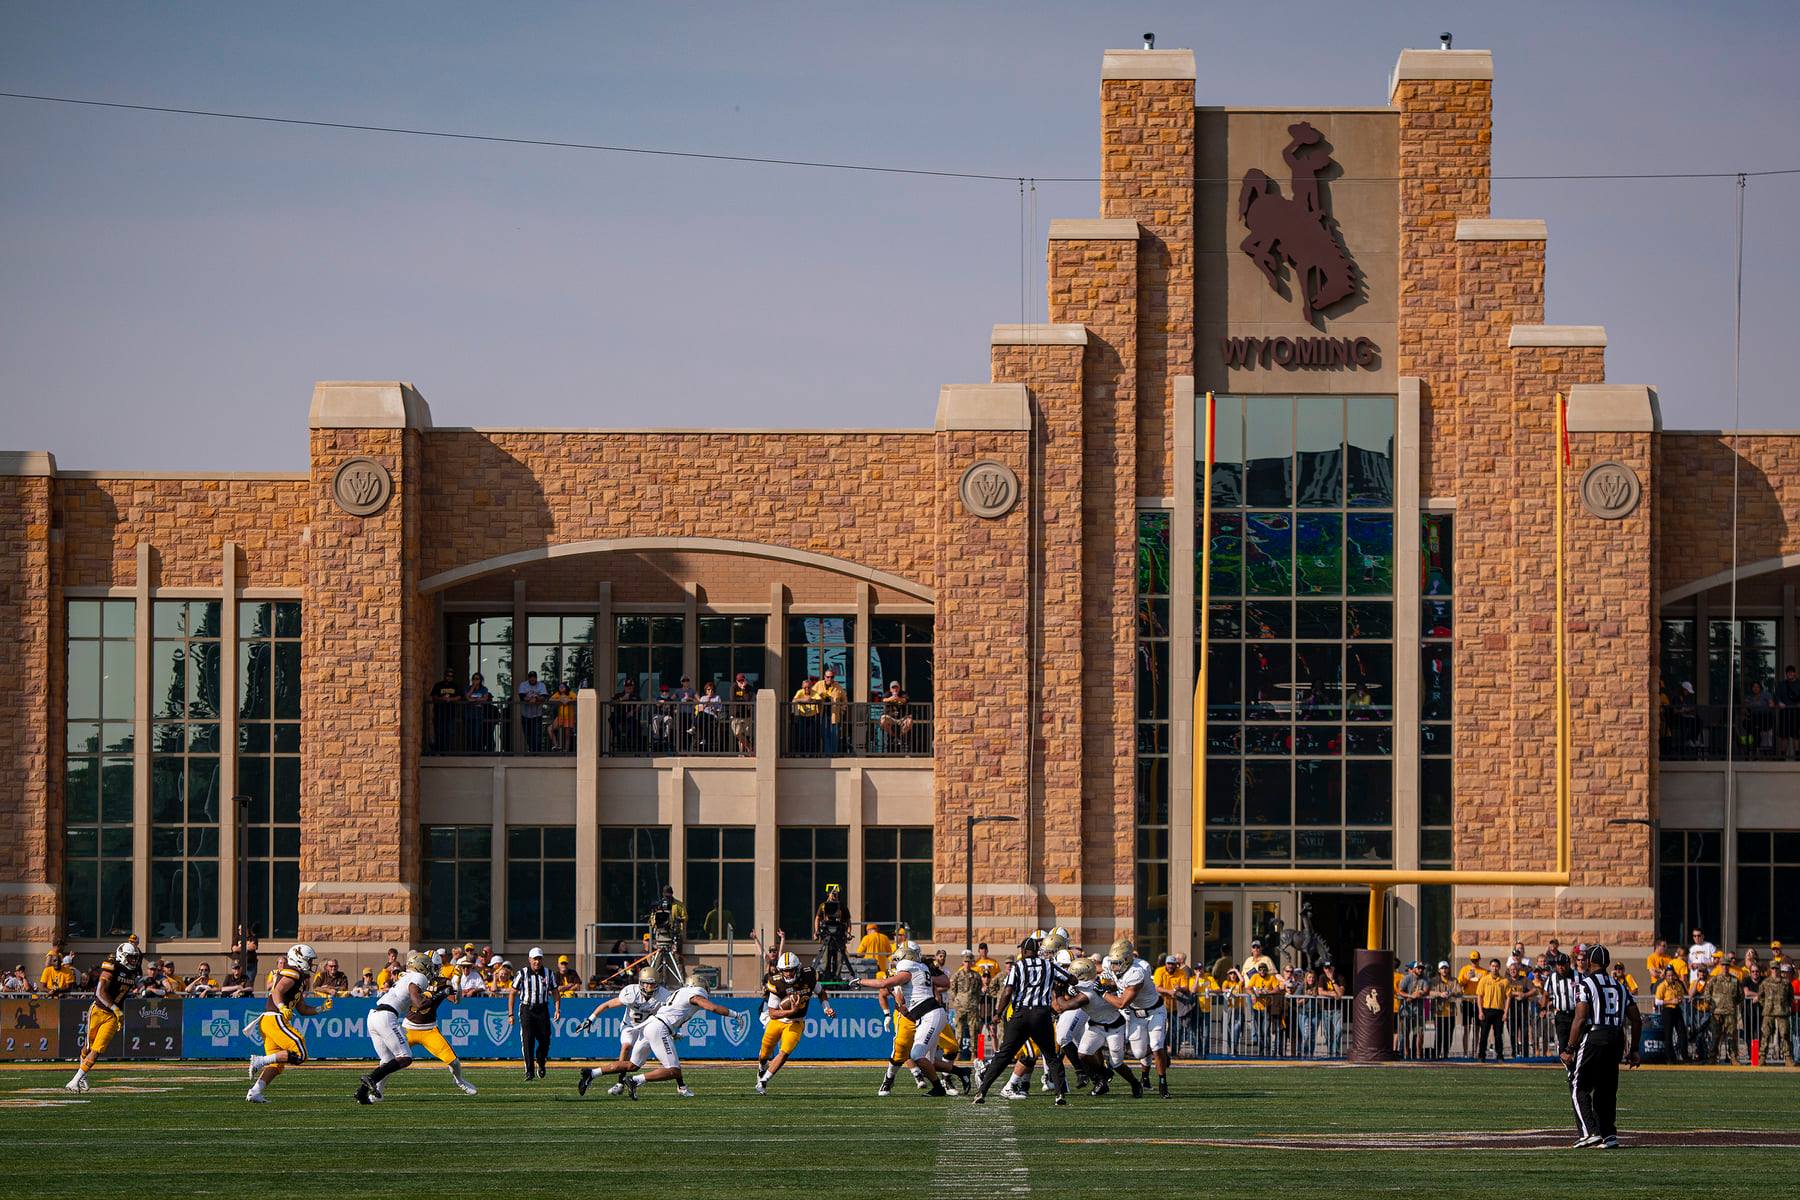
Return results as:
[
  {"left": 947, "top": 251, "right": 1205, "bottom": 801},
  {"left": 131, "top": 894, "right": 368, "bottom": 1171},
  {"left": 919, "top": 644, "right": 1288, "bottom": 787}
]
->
[
  {"left": 424, "top": 825, "right": 492, "bottom": 943},
  {"left": 864, "top": 827, "right": 933, "bottom": 938},
  {"left": 239, "top": 601, "right": 301, "bottom": 939},
  {"left": 149, "top": 601, "right": 221, "bottom": 939},
  {"left": 1202, "top": 395, "right": 1397, "bottom": 869},
  {"left": 1135, "top": 510, "right": 1171, "bottom": 957},
  {"left": 868, "top": 617, "right": 934, "bottom": 704},
  {"left": 599, "top": 826, "right": 670, "bottom": 930},
  {"left": 525, "top": 615, "right": 595, "bottom": 689},
  {"left": 1420, "top": 514, "right": 1453, "bottom": 868},
  {"left": 1736, "top": 831, "right": 1800, "bottom": 945},
  {"left": 787, "top": 616, "right": 854, "bottom": 694},
  {"left": 698, "top": 616, "right": 767, "bottom": 690},
  {"left": 1707, "top": 618, "right": 1778, "bottom": 702},
  {"left": 506, "top": 826, "right": 575, "bottom": 942},
  {"left": 778, "top": 826, "right": 848, "bottom": 934},
  {"left": 615, "top": 615, "right": 683, "bottom": 693},
  {"left": 1659, "top": 617, "right": 1696, "bottom": 703},
  {"left": 1657, "top": 830, "right": 1721, "bottom": 945},
  {"left": 685, "top": 825, "right": 754, "bottom": 939},
  {"left": 64, "top": 600, "right": 135, "bottom": 940},
  {"left": 446, "top": 614, "right": 512, "bottom": 695}
]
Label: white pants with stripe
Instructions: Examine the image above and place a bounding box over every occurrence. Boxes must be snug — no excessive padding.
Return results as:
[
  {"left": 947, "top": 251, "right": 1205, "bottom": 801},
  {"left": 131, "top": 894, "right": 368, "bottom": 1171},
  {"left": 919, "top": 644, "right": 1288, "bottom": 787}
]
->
[{"left": 368, "top": 1007, "right": 410, "bottom": 1063}]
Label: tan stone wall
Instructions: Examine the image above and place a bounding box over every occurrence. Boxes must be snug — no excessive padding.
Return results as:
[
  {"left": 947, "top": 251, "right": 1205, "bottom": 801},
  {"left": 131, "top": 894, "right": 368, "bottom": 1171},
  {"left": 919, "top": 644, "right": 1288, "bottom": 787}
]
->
[
  {"left": 1655, "top": 433, "right": 1800, "bottom": 595},
  {"left": 0, "top": 476, "right": 58, "bottom": 943},
  {"left": 1101, "top": 79, "right": 1191, "bottom": 498},
  {"left": 419, "top": 432, "right": 938, "bottom": 592},
  {"left": 58, "top": 478, "right": 310, "bottom": 589},
  {"left": 1395, "top": 77, "right": 1493, "bottom": 499},
  {"left": 301, "top": 429, "right": 422, "bottom": 942}
]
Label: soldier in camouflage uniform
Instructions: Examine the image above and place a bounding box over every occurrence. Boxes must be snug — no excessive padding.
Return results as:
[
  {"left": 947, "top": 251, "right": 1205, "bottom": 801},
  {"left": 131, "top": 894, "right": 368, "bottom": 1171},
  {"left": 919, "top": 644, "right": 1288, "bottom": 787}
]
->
[
  {"left": 1703, "top": 967, "right": 1742, "bottom": 1064},
  {"left": 1759, "top": 963, "right": 1792, "bottom": 1066}
]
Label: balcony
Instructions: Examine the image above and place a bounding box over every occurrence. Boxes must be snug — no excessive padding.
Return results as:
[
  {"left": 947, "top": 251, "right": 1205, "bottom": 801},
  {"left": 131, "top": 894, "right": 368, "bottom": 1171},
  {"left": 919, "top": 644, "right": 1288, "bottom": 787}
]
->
[
  {"left": 779, "top": 700, "right": 933, "bottom": 758},
  {"left": 1660, "top": 704, "right": 1800, "bottom": 763},
  {"left": 599, "top": 699, "right": 755, "bottom": 758},
  {"left": 423, "top": 697, "right": 577, "bottom": 757}
]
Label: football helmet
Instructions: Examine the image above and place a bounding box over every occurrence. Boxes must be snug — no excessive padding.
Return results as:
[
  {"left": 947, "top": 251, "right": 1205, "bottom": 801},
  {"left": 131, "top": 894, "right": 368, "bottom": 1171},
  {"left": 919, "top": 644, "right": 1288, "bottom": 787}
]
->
[
  {"left": 1054, "top": 948, "right": 1073, "bottom": 966},
  {"left": 894, "top": 940, "right": 921, "bottom": 964},
  {"left": 1040, "top": 932, "right": 1068, "bottom": 955},
  {"left": 636, "top": 967, "right": 659, "bottom": 989},
  {"left": 114, "top": 941, "right": 141, "bottom": 968},
  {"left": 405, "top": 951, "right": 430, "bottom": 975},
  {"left": 286, "top": 943, "right": 317, "bottom": 971},
  {"left": 684, "top": 968, "right": 709, "bottom": 990},
  {"left": 1108, "top": 938, "right": 1134, "bottom": 962},
  {"left": 1049, "top": 925, "right": 1070, "bottom": 942},
  {"left": 1068, "top": 958, "right": 1097, "bottom": 982},
  {"left": 776, "top": 951, "right": 801, "bottom": 978}
]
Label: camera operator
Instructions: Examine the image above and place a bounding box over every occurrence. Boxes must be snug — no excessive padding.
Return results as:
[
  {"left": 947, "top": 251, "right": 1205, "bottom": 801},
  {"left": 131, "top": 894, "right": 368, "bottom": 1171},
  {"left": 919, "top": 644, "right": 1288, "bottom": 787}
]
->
[
  {"left": 813, "top": 883, "right": 853, "bottom": 981},
  {"left": 645, "top": 885, "right": 687, "bottom": 988}
]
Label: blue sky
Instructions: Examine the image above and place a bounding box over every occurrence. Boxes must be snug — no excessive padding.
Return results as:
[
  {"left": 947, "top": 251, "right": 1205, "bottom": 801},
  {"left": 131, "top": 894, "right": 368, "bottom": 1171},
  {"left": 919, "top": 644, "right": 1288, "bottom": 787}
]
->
[{"left": 2, "top": 1, "right": 1795, "bottom": 469}]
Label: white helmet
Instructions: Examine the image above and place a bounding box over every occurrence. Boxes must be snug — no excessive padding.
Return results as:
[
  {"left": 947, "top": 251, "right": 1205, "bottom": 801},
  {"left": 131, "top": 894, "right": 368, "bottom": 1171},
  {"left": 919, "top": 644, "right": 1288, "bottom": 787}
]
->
[
  {"left": 286, "top": 943, "right": 317, "bottom": 971},
  {"left": 636, "top": 967, "right": 659, "bottom": 988},
  {"left": 684, "top": 968, "right": 709, "bottom": 990},
  {"left": 776, "top": 951, "right": 801, "bottom": 974},
  {"left": 1054, "top": 948, "right": 1073, "bottom": 966},
  {"left": 114, "top": 941, "right": 141, "bottom": 968},
  {"left": 894, "top": 940, "right": 920, "bottom": 964},
  {"left": 1049, "top": 925, "right": 1070, "bottom": 942}
]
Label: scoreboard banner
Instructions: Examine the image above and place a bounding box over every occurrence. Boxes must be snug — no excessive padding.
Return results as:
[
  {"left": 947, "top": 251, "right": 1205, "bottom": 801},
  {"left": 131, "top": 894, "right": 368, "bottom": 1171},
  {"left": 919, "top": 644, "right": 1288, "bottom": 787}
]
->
[
  {"left": 55, "top": 997, "right": 184, "bottom": 1060},
  {"left": 0, "top": 998, "right": 61, "bottom": 1061},
  {"left": 181, "top": 994, "right": 900, "bottom": 1061}
]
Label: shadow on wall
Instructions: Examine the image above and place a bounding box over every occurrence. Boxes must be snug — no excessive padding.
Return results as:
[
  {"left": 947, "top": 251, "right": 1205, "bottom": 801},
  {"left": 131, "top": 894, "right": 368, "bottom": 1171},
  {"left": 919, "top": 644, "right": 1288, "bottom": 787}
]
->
[
  {"left": 423, "top": 434, "right": 554, "bottom": 575},
  {"left": 1658, "top": 439, "right": 1792, "bottom": 598},
  {"left": 55, "top": 481, "right": 121, "bottom": 587}
]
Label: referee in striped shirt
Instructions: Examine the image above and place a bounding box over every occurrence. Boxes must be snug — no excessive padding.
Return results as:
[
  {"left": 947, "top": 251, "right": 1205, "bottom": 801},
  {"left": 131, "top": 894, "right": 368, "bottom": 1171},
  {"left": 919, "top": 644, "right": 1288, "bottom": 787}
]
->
[
  {"left": 1560, "top": 944, "right": 1641, "bottom": 1149},
  {"left": 1543, "top": 952, "right": 1582, "bottom": 1065},
  {"left": 972, "top": 936, "right": 1073, "bottom": 1106},
  {"left": 508, "top": 947, "right": 560, "bottom": 1080}
]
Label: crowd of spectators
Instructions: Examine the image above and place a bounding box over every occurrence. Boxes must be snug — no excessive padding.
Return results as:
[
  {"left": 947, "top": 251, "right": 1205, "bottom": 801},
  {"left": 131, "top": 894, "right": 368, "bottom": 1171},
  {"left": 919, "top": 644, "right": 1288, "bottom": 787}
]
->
[
  {"left": 1661, "top": 663, "right": 1800, "bottom": 759},
  {"left": 429, "top": 669, "right": 583, "bottom": 755}
]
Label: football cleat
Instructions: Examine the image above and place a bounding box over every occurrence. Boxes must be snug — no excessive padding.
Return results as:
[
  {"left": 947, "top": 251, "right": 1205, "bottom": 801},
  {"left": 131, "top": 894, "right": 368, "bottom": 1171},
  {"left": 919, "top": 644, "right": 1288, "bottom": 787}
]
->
[
  {"left": 607, "top": 1082, "right": 625, "bottom": 1096},
  {"left": 755, "top": 1079, "right": 767, "bottom": 1094},
  {"left": 928, "top": 1083, "right": 948, "bottom": 1097},
  {"left": 455, "top": 1078, "right": 477, "bottom": 1096},
  {"left": 623, "top": 1076, "right": 639, "bottom": 1101},
  {"left": 877, "top": 1082, "right": 892, "bottom": 1097},
  {"left": 676, "top": 1085, "right": 696, "bottom": 1098},
  {"left": 354, "top": 1084, "right": 372, "bottom": 1105},
  {"left": 64, "top": 1078, "right": 87, "bottom": 1093},
  {"left": 1054, "top": 1094, "right": 1068, "bottom": 1106},
  {"left": 245, "top": 1089, "right": 268, "bottom": 1103},
  {"left": 1601, "top": 1137, "right": 1620, "bottom": 1150},
  {"left": 577, "top": 1068, "right": 594, "bottom": 1097}
]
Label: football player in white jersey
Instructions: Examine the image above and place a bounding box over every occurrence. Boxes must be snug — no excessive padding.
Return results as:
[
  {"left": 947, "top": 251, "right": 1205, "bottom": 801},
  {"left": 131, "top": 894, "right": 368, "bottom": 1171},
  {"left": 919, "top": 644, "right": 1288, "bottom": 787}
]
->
[
  {"left": 578, "top": 968, "right": 735, "bottom": 1098},
  {"left": 575, "top": 967, "right": 669, "bottom": 1097},
  {"left": 356, "top": 950, "right": 430, "bottom": 1103},
  {"left": 1071, "top": 957, "right": 1139, "bottom": 1096},
  {"left": 1039, "top": 946, "right": 1092, "bottom": 1092},
  {"left": 857, "top": 941, "right": 952, "bottom": 1096},
  {"left": 1103, "top": 938, "right": 1171, "bottom": 1097}
]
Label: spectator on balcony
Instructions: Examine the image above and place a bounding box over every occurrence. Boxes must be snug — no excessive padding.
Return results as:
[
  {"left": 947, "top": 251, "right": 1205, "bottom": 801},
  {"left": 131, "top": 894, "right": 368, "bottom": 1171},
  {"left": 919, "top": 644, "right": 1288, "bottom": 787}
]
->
[
  {"left": 2, "top": 964, "right": 26, "bottom": 993},
  {"left": 730, "top": 672, "right": 755, "bottom": 754},
  {"left": 431, "top": 669, "right": 461, "bottom": 751},
  {"left": 878, "top": 680, "right": 913, "bottom": 752},
  {"left": 1776, "top": 665, "right": 1800, "bottom": 758},
  {"left": 814, "top": 668, "right": 848, "bottom": 755},
  {"left": 672, "top": 676, "right": 700, "bottom": 751},
  {"left": 791, "top": 676, "right": 820, "bottom": 753},
  {"left": 693, "top": 679, "right": 725, "bottom": 751},
  {"left": 517, "top": 670, "right": 550, "bottom": 753},
  {"left": 610, "top": 678, "right": 645, "bottom": 752},
  {"left": 651, "top": 682, "right": 678, "bottom": 751},
  {"left": 465, "top": 674, "right": 495, "bottom": 751},
  {"left": 549, "top": 681, "right": 577, "bottom": 752},
  {"left": 1744, "top": 680, "right": 1776, "bottom": 754}
]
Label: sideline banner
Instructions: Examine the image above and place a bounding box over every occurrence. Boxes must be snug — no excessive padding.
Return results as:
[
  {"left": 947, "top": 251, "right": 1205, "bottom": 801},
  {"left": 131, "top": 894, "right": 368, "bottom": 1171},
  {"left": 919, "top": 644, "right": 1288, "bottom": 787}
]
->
[
  {"left": 55, "top": 997, "right": 184, "bottom": 1060},
  {"left": 182, "top": 995, "right": 898, "bottom": 1061},
  {"left": 0, "top": 998, "right": 62, "bottom": 1061}
]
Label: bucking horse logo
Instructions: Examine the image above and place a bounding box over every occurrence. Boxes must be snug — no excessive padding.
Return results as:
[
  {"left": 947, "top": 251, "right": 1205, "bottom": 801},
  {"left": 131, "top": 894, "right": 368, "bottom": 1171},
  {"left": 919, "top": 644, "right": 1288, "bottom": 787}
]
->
[{"left": 1238, "top": 121, "right": 1358, "bottom": 322}]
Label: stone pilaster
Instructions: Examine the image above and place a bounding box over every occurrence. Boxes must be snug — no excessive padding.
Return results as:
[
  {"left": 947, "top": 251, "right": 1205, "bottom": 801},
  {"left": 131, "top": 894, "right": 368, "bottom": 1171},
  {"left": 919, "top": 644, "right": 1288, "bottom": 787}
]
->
[
  {"left": 0, "top": 453, "right": 59, "bottom": 950},
  {"left": 301, "top": 383, "right": 430, "bottom": 944}
]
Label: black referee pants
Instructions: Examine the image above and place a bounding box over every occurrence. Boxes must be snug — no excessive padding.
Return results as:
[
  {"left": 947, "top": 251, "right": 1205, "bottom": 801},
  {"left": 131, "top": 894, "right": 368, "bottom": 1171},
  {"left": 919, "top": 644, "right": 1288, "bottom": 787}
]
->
[
  {"left": 1570, "top": 1026, "right": 1624, "bottom": 1140},
  {"left": 1555, "top": 1012, "right": 1575, "bottom": 1072},
  {"left": 519, "top": 1003, "right": 552, "bottom": 1075},
  {"left": 976, "top": 1006, "right": 1065, "bottom": 1098}
]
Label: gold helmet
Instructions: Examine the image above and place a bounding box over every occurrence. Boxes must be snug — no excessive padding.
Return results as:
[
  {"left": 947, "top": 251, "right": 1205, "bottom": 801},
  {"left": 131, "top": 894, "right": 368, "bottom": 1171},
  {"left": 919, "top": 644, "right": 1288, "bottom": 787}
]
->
[
  {"left": 1109, "top": 938, "right": 1134, "bottom": 962},
  {"left": 684, "top": 968, "right": 709, "bottom": 990},
  {"left": 1040, "top": 931, "right": 1069, "bottom": 955},
  {"left": 894, "top": 940, "right": 921, "bottom": 964},
  {"left": 637, "top": 967, "right": 659, "bottom": 989},
  {"left": 1068, "top": 958, "right": 1098, "bottom": 982},
  {"left": 405, "top": 951, "right": 431, "bottom": 975}
]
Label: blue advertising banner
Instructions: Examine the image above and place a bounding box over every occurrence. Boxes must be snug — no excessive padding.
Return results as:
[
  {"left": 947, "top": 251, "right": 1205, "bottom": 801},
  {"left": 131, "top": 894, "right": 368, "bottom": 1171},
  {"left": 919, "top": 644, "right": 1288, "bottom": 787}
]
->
[{"left": 183, "top": 995, "right": 900, "bottom": 1061}]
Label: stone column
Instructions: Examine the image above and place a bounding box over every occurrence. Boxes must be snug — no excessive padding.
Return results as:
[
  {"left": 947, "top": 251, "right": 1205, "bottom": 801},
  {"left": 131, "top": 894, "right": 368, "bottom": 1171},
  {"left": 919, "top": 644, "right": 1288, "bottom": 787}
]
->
[
  {"left": 218, "top": 541, "right": 240, "bottom": 946},
  {"left": 1393, "top": 380, "right": 1424, "bottom": 949},
  {"left": 1169, "top": 378, "right": 1196, "bottom": 956},
  {"left": 753, "top": 688, "right": 778, "bottom": 941},
  {"left": 132, "top": 541, "right": 154, "bottom": 938},
  {"left": 301, "top": 382, "right": 431, "bottom": 948},
  {"left": 765, "top": 583, "right": 785, "bottom": 701},
  {"left": 0, "top": 452, "right": 59, "bottom": 952},
  {"left": 932, "top": 384, "right": 1033, "bottom": 946},
  {"left": 1391, "top": 48, "right": 1494, "bottom": 499},
  {"left": 575, "top": 690, "right": 598, "bottom": 955}
]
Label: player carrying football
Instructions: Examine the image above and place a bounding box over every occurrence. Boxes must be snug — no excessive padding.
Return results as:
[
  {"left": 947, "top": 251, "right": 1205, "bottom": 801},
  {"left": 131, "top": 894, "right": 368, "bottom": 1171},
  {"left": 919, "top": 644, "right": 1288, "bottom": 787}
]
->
[{"left": 755, "top": 951, "right": 835, "bottom": 1093}]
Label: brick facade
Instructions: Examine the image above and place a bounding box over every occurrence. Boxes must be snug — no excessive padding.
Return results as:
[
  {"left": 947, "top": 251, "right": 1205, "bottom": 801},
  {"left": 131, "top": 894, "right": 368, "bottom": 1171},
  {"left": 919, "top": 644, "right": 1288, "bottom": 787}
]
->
[{"left": 2, "top": 45, "right": 1796, "bottom": 971}]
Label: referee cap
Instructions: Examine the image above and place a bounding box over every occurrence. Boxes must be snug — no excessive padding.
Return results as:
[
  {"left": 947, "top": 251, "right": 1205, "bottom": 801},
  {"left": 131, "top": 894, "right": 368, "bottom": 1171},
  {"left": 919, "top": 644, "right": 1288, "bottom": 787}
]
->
[
  {"left": 528, "top": 946, "right": 544, "bottom": 959},
  {"left": 1583, "top": 944, "right": 1611, "bottom": 970}
]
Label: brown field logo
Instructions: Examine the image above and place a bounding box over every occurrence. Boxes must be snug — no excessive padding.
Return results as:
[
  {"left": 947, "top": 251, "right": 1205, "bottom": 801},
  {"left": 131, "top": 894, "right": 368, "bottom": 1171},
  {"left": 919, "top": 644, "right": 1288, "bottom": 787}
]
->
[{"left": 1238, "top": 121, "right": 1359, "bottom": 323}]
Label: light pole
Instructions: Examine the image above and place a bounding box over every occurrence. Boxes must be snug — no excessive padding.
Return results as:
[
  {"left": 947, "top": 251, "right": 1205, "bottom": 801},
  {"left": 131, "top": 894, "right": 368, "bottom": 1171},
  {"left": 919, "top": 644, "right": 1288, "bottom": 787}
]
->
[
  {"left": 1608, "top": 817, "right": 1661, "bottom": 939},
  {"left": 965, "top": 814, "right": 1018, "bottom": 954}
]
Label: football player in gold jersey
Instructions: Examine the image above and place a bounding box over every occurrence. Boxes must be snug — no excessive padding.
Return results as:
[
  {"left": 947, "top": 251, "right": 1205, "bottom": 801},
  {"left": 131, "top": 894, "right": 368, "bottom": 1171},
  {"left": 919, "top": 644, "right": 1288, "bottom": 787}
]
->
[
  {"left": 246, "top": 944, "right": 329, "bottom": 1103},
  {"left": 64, "top": 940, "right": 143, "bottom": 1092}
]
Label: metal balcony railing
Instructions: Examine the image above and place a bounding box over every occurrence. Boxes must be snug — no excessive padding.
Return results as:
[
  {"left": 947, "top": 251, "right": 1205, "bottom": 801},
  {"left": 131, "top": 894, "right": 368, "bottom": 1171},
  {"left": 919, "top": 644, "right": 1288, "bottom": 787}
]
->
[
  {"left": 780, "top": 700, "right": 933, "bottom": 758},
  {"left": 601, "top": 699, "right": 755, "bottom": 757}
]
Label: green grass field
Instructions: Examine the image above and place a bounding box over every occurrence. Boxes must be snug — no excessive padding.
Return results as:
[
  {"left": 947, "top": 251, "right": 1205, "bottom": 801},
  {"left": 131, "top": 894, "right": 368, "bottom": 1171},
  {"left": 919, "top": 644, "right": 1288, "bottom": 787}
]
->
[{"left": 2, "top": 1061, "right": 1796, "bottom": 1193}]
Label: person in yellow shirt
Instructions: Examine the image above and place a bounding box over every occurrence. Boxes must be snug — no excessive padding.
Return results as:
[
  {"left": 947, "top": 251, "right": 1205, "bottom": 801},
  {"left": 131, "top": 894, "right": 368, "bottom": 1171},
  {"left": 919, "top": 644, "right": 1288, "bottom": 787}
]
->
[
  {"left": 39, "top": 950, "right": 76, "bottom": 995},
  {"left": 375, "top": 947, "right": 404, "bottom": 989},
  {"left": 1456, "top": 950, "right": 1485, "bottom": 996},
  {"left": 857, "top": 923, "right": 894, "bottom": 964},
  {"left": 1609, "top": 962, "right": 1641, "bottom": 996},
  {"left": 1646, "top": 939, "right": 1674, "bottom": 981},
  {"left": 812, "top": 667, "right": 848, "bottom": 756},
  {"left": 1654, "top": 966, "right": 1691, "bottom": 1062},
  {"left": 1246, "top": 963, "right": 1284, "bottom": 1053},
  {"left": 1474, "top": 959, "right": 1510, "bottom": 1062}
]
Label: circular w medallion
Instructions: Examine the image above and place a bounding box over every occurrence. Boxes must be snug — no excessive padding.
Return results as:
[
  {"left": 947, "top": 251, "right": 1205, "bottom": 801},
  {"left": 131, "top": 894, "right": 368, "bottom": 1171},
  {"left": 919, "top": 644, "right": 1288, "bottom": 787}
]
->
[{"left": 331, "top": 456, "right": 393, "bottom": 517}]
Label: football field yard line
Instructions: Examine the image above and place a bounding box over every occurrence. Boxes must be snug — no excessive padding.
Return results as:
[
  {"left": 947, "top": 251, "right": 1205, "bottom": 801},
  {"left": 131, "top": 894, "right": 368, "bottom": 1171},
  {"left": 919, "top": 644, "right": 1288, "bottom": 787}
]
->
[{"left": 936, "top": 1098, "right": 1029, "bottom": 1195}]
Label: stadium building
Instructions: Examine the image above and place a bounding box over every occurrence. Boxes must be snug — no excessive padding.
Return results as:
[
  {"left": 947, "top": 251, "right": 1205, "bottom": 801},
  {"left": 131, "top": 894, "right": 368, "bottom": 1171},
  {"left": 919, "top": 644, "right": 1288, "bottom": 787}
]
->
[{"left": 3, "top": 44, "right": 1797, "bottom": 977}]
